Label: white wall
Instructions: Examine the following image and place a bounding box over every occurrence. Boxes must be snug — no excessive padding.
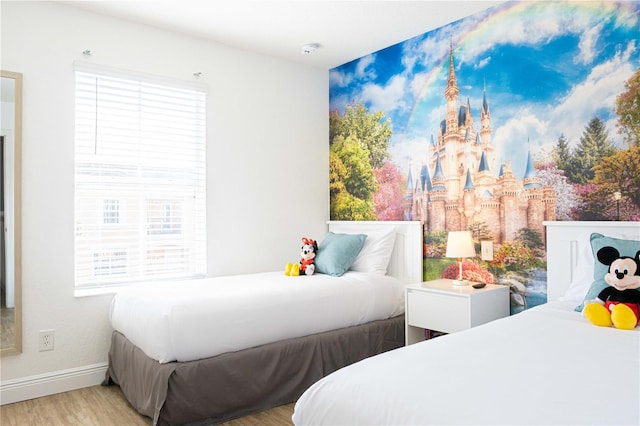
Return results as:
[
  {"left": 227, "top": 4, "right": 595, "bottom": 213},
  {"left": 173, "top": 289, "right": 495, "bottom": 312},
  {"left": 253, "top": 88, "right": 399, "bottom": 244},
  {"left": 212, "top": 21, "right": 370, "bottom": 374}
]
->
[{"left": 0, "top": 1, "right": 328, "bottom": 394}]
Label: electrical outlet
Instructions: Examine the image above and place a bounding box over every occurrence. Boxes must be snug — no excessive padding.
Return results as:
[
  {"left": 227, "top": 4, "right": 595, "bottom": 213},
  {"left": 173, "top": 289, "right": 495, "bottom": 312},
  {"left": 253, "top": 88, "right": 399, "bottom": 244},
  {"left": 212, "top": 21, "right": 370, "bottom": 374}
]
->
[
  {"left": 481, "top": 241, "right": 494, "bottom": 261},
  {"left": 39, "top": 330, "right": 55, "bottom": 351}
]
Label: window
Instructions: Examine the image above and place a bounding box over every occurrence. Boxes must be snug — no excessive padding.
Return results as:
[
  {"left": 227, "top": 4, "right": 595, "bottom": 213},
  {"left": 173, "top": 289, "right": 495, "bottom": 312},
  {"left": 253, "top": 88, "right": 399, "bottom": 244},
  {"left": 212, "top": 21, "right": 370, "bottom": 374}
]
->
[
  {"left": 103, "top": 199, "right": 119, "bottom": 224},
  {"left": 74, "top": 63, "right": 207, "bottom": 289},
  {"left": 93, "top": 250, "right": 127, "bottom": 277},
  {"left": 147, "top": 199, "right": 181, "bottom": 235}
]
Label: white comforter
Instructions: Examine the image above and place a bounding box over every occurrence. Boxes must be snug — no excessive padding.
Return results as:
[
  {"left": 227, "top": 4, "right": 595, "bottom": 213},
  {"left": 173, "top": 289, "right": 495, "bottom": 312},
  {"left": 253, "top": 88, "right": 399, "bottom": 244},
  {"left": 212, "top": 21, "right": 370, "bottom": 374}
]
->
[
  {"left": 293, "top": 300, "right": 640, "bottom": 425},
  {"left": 110, "top": 271, "right": 406, "bottom": 363}
]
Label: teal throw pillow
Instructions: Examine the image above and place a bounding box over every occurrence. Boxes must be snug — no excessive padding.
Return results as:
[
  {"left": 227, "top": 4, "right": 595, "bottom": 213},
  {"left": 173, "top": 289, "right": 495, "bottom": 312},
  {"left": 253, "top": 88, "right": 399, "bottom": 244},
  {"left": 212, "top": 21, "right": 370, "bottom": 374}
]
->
[
  {"left": 315, "top": 232, "right": 367, "bottom": 277},
  {"left": 576, "top": 233, "right": 640, "bottom": 312}
]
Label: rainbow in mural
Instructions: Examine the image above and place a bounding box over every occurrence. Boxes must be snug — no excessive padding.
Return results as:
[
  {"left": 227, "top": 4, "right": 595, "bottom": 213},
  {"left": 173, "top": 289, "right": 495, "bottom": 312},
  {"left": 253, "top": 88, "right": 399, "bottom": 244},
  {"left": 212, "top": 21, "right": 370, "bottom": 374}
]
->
[{"left": 330, "top": 0, "right": 639, "bottom": 222}]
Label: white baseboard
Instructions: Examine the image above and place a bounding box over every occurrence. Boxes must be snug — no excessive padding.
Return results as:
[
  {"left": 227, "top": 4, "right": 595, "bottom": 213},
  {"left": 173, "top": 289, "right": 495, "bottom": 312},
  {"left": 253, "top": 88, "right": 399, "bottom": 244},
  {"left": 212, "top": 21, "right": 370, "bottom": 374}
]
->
[{"left": 0, "top": 362, "right": 108, "bottom": 405}]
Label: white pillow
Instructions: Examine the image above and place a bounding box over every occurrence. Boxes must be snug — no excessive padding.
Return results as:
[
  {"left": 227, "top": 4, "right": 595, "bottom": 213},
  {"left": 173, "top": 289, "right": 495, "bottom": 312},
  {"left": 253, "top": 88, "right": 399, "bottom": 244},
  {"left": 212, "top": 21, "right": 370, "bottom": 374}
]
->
[
  {"left": 560, "top": 263, "right": 594, "bottom": 302},
  {"left": 350, "top": 227, "right": 396, "bottom": 275},
  {"left": 559, "top": 238, "right": 594, "bottom": 302}
]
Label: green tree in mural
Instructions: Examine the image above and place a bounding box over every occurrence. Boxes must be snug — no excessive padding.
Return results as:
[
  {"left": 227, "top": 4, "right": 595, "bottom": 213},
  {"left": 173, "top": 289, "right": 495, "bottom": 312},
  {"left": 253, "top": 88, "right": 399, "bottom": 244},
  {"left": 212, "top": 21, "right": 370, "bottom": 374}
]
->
[
  {"left": 330, "top": 191, "right": 376, "bottom": 221},
  {"left": 329, "top": 102, "right": 393, "bottom": 220},
  {"left": 515, "top": 228, "right": 544, "bottom": 253},
  {"left": 331, "top": 135, "right": 376, "bottom": 200},
  {"left": 329, "top": 151, "right": 347, "bottom": 197},
  {"left": 583, "top": 145, "right": 640, "bottom": 220},
  {"left": 553, "top": 134, "right": 574, "bottom": 178},
  {"left": 330, "top": 102, "right": 392, "bottom": 168},
  {"left": 570, "top": 116, "right": 616, "bottom": 184},
  {"left": 329, "top": 136, "right": 377, "bottom": 220},
  {"left": 614, "top": 67, "right": 640, "bottom": 147}
]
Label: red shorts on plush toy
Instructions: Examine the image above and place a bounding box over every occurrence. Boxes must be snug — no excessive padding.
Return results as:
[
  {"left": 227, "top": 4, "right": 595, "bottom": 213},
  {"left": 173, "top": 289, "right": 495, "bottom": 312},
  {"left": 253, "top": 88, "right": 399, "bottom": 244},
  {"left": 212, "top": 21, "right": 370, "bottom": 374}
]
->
[{"left": 605, "top": 301, "right": 640, "bottom": 327}]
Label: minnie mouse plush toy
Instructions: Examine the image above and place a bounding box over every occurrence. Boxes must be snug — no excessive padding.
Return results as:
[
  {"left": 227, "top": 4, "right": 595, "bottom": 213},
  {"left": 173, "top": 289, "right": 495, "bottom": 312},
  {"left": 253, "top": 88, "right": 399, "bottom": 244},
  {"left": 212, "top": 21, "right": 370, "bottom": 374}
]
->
[{"left": 285, "top": 237, "right": 318, "bottom": 276}]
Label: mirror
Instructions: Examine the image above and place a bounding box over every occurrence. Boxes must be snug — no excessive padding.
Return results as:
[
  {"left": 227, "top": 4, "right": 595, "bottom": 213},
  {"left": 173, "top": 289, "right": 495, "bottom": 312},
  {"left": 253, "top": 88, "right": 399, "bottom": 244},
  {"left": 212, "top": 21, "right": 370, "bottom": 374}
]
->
[{"left": 1, "top": 70, "right": 22, "bottom": 356}]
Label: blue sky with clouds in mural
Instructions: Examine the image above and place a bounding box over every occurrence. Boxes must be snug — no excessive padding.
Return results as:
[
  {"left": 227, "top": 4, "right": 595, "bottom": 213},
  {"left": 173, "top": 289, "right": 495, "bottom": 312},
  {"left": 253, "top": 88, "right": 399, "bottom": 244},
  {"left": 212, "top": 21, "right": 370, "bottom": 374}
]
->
[{"left": 329, "top": 0, "right": 640, "bottom": 179}]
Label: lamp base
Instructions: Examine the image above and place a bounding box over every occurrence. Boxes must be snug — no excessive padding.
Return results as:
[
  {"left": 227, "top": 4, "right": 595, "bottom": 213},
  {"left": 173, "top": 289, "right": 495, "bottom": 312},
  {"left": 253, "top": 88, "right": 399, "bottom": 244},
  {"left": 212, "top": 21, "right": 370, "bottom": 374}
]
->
[{"left": 452, "top": 279, "right": 468, "bottom": 286}]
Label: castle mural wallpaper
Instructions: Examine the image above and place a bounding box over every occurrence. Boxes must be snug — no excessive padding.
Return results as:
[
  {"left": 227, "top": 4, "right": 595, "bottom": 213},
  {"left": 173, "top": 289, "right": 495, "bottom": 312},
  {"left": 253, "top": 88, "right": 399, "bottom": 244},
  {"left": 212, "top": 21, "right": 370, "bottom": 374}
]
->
[{"left": 329, "top": 0, "right": 640, "bottom": 312}]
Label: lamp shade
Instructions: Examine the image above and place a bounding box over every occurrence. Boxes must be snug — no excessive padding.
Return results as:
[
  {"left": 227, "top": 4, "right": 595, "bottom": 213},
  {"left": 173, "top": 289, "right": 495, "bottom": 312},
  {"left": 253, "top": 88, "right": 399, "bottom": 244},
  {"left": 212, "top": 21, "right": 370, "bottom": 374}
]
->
[{"left": 445, "top": 231, "right": 476, "bottom": 258}]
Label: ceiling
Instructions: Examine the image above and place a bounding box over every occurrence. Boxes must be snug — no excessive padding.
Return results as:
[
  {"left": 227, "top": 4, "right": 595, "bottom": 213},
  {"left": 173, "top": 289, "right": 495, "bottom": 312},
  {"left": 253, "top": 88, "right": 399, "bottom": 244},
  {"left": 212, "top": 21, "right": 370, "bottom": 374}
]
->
[{"left": 58, "top": 1, "right": 504, "bottom": 70}]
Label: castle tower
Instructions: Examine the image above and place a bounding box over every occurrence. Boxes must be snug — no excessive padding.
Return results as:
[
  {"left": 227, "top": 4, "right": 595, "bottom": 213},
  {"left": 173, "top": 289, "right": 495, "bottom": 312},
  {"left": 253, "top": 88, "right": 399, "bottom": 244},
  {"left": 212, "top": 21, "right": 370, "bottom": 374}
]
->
[
  {"left": 498, "top": 162, "right": 519, "bottom": 241},
  {"left": 415, "top": 164, "right": 432, "bottom": 224},
  {"left": 521, "top": 150, "right": 541, "bottom": 190},
  {"left": 462, "top": 168, "right": 476, "bottom": 229},
  {"left": 480, "top": 85, "right": 492, "bottom": 146},
  {"left": 474, "top": 151, "right": 493, "bottom": 195},
  {"left": 521, "top": 150, "right": 546, "bottom": 238},
  {"left": 428, "top": 156, "right": 447, "bottom": 232},
  {"left": 543, "top": 186, "right": 557, "bottom": 222},
  {"left": 420, "top": 164, "right": 432, "bottom": 193},
  {"left": 403, "top": 168, "right": 414, "bottom": 221},
  {"left": 444, "top": 41, "right": 459, "bottom": 136}
]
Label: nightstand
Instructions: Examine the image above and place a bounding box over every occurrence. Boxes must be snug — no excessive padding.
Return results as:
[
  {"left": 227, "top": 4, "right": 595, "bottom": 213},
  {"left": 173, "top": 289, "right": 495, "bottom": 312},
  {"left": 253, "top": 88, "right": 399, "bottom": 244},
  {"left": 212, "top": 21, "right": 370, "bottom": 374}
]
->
[{"left": 405, "top": 279, "right": 510, "bottom": 345}]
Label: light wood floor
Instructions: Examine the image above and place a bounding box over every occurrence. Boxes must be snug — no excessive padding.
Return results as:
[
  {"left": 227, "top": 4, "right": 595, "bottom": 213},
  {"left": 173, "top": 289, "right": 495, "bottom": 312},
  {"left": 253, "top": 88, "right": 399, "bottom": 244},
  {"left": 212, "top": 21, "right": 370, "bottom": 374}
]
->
[{"left": 0, "top": 385, "right": 295, "bottom": 426}]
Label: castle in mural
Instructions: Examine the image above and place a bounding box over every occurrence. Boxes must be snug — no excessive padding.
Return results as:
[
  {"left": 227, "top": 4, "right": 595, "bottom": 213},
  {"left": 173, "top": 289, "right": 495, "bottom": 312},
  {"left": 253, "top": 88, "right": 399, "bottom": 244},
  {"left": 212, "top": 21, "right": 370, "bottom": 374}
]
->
[{"left": 403, "top": 46, "right": 556, "bottom": 243}]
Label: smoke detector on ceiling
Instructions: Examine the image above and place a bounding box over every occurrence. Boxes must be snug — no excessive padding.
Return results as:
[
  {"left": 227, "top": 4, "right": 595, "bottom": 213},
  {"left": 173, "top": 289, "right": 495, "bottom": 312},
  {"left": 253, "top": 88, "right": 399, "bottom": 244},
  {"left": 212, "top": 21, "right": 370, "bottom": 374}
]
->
[{"left": 301, "top": 43, "right": 320, "bottom": 55}]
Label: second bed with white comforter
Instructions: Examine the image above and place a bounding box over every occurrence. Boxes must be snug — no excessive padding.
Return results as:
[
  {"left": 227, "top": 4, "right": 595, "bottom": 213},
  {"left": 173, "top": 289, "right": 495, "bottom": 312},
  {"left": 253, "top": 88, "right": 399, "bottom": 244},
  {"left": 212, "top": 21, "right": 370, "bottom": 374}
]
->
[{"left": 293, "top": 299, "right": 640, "bottom": 425}]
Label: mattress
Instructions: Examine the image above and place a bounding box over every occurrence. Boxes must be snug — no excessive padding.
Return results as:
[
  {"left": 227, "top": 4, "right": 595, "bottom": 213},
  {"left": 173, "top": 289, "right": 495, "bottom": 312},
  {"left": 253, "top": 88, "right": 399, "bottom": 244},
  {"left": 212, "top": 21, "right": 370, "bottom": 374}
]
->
[
  {"left": 293, "top": 300, "right": 640, "bottom": 425},
  {"left": 110, "top": 271, "right": 406, "bottom": 363}
]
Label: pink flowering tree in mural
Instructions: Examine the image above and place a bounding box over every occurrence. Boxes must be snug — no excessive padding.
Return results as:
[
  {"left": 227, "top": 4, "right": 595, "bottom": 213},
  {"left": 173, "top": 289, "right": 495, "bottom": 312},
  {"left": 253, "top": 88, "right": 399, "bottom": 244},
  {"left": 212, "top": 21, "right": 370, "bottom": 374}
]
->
[
  {"left": 373, "top": 161, "right": 404, "bottom": 221},
  {"left": 536, "top": 160, "right": 582, "bottom": 221}
]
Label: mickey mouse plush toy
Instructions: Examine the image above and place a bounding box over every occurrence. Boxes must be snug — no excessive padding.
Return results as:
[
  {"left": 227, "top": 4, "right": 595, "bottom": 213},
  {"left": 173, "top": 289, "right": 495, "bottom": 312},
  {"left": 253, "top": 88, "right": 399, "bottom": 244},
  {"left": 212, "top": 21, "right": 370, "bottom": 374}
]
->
[
  {"left": 583, "top": 247, "right": 640, "bottom": 330},
  {"left": 285, "top": 237, "right": 318, "bottom": 276}
]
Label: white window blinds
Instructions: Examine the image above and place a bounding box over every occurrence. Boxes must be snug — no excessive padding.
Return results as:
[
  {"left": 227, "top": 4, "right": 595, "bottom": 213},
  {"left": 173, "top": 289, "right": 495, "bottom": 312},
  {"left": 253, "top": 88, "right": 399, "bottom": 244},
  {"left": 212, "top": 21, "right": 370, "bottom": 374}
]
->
[{"left": 74, "top": 63, "right": 207, "bottom": 288}]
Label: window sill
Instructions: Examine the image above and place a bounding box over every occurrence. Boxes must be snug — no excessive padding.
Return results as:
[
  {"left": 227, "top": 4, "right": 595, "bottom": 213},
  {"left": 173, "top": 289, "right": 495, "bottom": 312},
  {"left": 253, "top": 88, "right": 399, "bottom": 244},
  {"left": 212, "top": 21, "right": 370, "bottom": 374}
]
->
[
  {"left": 74, "top": 274, "right": 207, "bottom": 298},
  {"left": 74, "top": 286, "right": 125, "bottom": 298}
]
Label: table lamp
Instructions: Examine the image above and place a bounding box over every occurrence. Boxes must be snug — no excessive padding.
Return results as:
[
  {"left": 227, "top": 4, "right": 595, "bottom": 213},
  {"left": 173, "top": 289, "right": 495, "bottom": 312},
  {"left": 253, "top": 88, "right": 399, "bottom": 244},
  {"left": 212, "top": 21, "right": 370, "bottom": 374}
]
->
[{"left": 445, "top": 231, "right": 476, "bottom": 285}]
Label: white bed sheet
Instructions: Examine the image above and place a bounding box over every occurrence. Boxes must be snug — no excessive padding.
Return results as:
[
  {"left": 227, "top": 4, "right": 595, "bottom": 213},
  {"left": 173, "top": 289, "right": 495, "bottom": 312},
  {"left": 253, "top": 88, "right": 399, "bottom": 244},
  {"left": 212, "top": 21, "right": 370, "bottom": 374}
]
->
[
  {"left": 110, "top": 271, "right": 406, "bottom": 363},
  {"left": 293, "top": 300, "right": 640, "bottom": 425}
]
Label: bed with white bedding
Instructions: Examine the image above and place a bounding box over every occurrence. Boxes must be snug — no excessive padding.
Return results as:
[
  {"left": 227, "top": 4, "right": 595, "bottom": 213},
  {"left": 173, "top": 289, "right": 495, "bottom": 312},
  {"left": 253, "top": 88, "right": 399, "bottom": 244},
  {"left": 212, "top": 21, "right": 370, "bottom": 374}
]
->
[
  {"left": 292, "top": 221, "right": 640, "bottom": 425},
  {"left": 110, "top": 271, "right": 406, "bottom": 363},
  {"left": 104, "top": 220, "right": 423, "bottom": 425}
]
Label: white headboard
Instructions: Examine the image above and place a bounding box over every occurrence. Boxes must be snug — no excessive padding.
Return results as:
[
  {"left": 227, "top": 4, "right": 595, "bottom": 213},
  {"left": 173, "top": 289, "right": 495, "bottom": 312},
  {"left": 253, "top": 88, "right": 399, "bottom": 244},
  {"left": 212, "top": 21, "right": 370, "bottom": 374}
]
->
[
  {"left": 327, "top": 221, "right": 423, "bottom": 284},
  {"left": 544, "top": 221, "right": 640, "bottom": 302}
]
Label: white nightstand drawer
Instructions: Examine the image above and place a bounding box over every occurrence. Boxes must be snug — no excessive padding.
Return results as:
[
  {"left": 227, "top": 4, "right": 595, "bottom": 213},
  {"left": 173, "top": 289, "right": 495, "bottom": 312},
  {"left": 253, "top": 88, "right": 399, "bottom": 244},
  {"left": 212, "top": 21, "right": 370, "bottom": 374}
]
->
[
  {"left": 404, "top": 279, "right": 509, "bottom": 345},
  {"left": 407, "top": 290, "right": 469, "bottom": 333}
]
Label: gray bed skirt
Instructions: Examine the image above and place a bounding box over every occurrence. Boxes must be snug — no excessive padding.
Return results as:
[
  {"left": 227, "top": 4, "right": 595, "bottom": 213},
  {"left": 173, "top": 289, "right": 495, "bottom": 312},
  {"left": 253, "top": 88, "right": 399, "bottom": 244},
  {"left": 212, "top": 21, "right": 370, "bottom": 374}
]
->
[{"left": 103, "top": 315, "right": 405, "bottom": 425}]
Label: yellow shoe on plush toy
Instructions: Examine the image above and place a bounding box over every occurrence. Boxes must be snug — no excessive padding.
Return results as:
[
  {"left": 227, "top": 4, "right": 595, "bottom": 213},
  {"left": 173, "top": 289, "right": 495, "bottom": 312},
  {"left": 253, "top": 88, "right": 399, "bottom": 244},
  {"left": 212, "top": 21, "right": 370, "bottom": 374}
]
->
[
  {"left": 584, "top": 303, "right": 612, "bottom": 327},
  {"left": 611, "top": 304, "right": 638, "bottom": 330},
  {"left": 284, "top": 262, "right": 300, "bottom": 276}
]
